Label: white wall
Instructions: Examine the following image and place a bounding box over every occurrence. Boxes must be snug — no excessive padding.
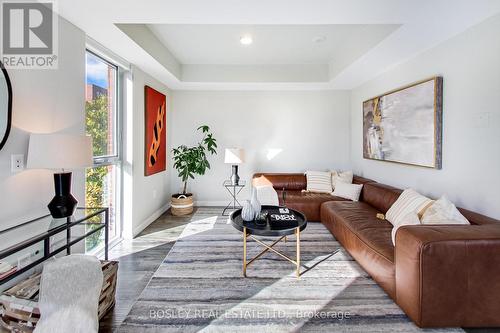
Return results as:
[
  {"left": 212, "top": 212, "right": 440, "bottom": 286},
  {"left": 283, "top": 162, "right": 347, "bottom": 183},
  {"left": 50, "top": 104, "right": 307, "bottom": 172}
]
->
[
  {"left": 0, "top": 17, "right": 86, "bottom": 291},
  {"left": 0, "top": 15, "right": 172, "bottom": 243},
  {"left": 122, "top": 66, "right": 172, "bottom": 238},
  {"left": 350, "top": 14, "right": 500, "bottom": 219},
  {"left": 0, "top": 17, "right": 86, "bottom": 227},
  {"left": 170, "top": 90, "right": 351, "bottom": 204}
]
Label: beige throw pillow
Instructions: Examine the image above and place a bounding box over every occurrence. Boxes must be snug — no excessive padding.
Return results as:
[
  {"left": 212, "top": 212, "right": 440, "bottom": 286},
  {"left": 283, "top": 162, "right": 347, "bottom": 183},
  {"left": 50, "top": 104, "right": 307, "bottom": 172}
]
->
[
  {"left": 305, "top": 171, "right": 332, "bottom": 194},
  {"left": 386, "top": 189, "right": 433, "bottom": 227},
  {"left": 421, "top": 196, "right": 470, "bottom": 225},
  {"left": 331, "top": 170, "right": 353, "bottom": 190},
  {"left": 332, "top": 182, "right": 363, "bottom": 202},
  {"left": 392, "top": 211, "right": 421, "bottom": 246}
]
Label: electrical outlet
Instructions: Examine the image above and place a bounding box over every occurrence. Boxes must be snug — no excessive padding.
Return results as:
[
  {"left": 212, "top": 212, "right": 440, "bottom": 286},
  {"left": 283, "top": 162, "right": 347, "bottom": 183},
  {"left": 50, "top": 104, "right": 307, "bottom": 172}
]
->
[
  {"left": 11, "top": 154, "right": 24, "bottom": 173},
  {"left": 17, "top": 250, "right": 40, "bottom": 269}
]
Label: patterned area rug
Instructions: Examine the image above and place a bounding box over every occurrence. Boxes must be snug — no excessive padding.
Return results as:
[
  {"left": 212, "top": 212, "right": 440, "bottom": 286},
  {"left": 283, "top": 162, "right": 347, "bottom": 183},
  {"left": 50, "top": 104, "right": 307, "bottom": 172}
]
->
[{"left": 119, "top": 207, "right": 463, "bottom": 333}]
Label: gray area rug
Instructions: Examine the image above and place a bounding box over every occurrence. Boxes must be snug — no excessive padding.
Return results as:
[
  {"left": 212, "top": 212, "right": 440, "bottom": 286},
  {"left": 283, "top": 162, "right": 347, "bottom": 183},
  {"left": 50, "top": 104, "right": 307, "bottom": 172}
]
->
[{"left": 119, "top": 207, "right": 463, "bottom": 333}]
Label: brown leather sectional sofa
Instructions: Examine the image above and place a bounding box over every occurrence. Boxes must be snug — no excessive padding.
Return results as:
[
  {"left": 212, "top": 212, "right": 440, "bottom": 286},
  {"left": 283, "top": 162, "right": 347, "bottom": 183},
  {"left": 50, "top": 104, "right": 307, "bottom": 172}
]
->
[{"left": 252, "top": 173, "right": 500, "bottom": 328}]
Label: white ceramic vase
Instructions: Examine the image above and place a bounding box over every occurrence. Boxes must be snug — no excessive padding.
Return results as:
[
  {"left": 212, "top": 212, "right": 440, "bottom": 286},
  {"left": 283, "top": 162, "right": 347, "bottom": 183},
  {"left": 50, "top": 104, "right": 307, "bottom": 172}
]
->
[
  {"left": 250, "top": 188, "right": 261, "bottom": 218},
  {"left": 241, "top": 200, "right": 255, "bottom": 222}
]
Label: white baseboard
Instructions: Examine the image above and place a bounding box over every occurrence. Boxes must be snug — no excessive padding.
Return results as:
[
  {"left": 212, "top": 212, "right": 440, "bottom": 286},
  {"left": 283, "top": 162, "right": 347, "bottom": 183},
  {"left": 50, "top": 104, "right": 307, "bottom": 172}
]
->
[{"left": 132, "top": 203, "right": 171, "bottom": 238}]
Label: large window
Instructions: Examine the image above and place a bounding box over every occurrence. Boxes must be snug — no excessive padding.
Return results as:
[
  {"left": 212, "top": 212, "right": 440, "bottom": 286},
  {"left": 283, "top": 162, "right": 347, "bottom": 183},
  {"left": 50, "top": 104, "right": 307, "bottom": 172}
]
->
[{"left": 85, "top": 50, "right": 121, "bottom": 252}]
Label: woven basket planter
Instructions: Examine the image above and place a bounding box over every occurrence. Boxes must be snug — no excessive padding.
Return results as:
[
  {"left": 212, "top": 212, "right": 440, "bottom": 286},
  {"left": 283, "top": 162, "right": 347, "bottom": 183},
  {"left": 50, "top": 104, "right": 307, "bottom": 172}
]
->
[
  {"left": 171, "top": 194, "right": 194, "bottom": 216},
  {"left": 0, "top": 261, "right": 118, "bottom": 333}
]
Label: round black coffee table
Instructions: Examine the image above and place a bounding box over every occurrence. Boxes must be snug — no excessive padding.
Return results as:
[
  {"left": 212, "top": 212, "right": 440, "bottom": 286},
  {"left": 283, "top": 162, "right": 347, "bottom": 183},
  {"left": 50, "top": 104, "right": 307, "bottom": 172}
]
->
[{"left": 230, "top": 205, "right": 307, "bottom": 278}]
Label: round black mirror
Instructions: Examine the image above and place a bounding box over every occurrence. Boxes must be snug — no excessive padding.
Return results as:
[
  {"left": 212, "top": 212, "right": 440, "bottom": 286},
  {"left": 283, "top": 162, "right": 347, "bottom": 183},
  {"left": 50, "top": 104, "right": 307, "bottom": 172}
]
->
[{"left": 0, "top": 61, "right": 12, "bottom": 150}]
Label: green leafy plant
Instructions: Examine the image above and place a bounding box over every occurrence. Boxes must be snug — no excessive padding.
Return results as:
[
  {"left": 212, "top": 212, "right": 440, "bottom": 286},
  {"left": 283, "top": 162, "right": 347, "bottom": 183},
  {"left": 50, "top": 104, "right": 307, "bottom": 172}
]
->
[
  {"left": 84, "top": 95, "right": 109, "bottom": 251},
  {"left": 172, "top": 125, "right": 217, "bottom": 195}
]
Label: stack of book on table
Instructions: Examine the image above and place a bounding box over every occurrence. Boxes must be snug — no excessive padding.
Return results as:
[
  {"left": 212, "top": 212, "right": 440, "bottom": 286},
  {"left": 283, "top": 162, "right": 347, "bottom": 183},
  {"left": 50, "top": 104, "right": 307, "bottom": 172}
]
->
[{"left": 268, "top": 208, "right": 298, "bottom": 227}]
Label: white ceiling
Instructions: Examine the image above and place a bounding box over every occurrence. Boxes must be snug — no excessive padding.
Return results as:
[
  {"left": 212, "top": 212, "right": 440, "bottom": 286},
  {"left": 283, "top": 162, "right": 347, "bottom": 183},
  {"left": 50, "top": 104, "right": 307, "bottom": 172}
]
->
[
  {"left": 148, "top": 24, "right": 399, "bottom": 65},
  {"left": 56, "top": 0, "right": 500, "bottom": 90}
]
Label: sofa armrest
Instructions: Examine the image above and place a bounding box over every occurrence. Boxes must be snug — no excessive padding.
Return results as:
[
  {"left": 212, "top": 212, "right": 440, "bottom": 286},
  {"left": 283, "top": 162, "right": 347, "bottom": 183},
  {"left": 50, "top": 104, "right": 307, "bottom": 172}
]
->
[{"left": 395, "top": 224, "right": 500, "bottom": 327}]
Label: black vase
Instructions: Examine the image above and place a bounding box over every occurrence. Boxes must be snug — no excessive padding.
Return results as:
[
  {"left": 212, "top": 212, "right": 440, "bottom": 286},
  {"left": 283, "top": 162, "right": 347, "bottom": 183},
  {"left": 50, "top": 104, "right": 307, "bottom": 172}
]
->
[
  {"left": 48, "top": 172, "right": 78, "bottom": 218},
  {"left": 230, "top": 165, "right": 240, "bottom": 185}
]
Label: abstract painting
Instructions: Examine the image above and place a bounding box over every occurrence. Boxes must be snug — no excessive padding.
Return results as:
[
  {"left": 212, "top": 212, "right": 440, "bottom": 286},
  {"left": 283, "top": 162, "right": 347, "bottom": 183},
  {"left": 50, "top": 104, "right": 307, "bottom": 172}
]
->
[
  {"left": 363, "top": 77, "right": 443, "bottom": 169},
  {"left": 145, "top": 86, "right": 166, "bottom": 176}
]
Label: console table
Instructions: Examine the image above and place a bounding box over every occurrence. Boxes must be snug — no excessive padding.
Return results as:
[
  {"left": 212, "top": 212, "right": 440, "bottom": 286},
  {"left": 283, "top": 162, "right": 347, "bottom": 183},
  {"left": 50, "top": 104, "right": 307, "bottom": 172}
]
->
[{"left": 0, "top": 207, "right": 109, "bottom": 285}]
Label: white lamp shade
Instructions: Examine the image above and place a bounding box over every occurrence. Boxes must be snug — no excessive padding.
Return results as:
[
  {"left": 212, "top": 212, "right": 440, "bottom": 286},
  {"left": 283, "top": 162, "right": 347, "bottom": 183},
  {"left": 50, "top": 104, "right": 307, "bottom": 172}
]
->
[
  {"left": 224, "top": 148, "right": 245, "bottom": 164},
  {"left": 27, "top": 134, "right": 93, "bottom": 170}
]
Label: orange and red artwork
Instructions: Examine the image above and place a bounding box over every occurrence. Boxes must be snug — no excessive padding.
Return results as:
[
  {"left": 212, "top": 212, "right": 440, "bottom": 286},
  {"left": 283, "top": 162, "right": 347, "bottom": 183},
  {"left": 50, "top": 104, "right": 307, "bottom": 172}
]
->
[{"left": 145, "top": 86, "right": 166, "bottom": 176}]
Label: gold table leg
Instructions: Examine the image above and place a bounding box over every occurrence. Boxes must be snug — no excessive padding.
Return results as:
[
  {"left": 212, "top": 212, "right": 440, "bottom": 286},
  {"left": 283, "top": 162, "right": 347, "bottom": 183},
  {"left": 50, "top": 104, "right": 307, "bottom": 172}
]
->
[
  {"left": 243, "top": 227, "right": 247, "bottom": 277},
  {"left": 247, "top": 235, "right": 286, "bottom": 266},
  {"left": 296, "top": 227, "right": 301, "bottom": 278},
  {"left": 242, "top": 227, "right": 303, "bottom": 279}
]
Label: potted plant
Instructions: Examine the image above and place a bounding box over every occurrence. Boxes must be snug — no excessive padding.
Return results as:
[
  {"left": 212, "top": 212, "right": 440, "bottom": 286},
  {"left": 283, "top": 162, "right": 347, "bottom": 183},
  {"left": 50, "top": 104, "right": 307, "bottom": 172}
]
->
[{"left": 171, "top": 125, "right": 217, "bottom": 215}]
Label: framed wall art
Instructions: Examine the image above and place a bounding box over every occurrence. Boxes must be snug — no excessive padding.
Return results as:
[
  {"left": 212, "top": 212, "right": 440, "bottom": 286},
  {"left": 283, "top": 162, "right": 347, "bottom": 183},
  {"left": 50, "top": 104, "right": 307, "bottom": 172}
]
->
[
  {"left": 363, "top": 77, "right": 443, "bottom": 169},
  {"left": 145, "top": 86, "right": 166, "bottom": 176}
]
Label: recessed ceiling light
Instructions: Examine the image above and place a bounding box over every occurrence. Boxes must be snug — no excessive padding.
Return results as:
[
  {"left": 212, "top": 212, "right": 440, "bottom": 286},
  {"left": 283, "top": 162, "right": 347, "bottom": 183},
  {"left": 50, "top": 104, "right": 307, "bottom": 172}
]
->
[
  {"left": 240, "top": 35, "right": 253, "bottom": 45},
  {"left": 312, "top": 36, "right": 326, "bottom": 43}
]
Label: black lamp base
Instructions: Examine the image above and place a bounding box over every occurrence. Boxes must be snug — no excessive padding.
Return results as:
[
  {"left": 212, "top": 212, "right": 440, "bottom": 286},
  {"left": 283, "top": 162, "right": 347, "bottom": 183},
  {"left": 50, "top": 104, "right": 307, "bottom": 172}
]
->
[
  {"left": 48, "top": 172, "right": 78, "bottom": 218},
  {"left": 230, "top": 165, "right": 240, "bottom": 185}
]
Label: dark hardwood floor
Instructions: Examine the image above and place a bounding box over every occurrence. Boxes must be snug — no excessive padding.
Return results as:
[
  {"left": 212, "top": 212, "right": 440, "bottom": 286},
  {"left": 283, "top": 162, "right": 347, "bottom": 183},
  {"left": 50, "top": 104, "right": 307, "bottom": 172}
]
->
[{"left": 98, "top": 209, "right": 192, "bottom": 332}]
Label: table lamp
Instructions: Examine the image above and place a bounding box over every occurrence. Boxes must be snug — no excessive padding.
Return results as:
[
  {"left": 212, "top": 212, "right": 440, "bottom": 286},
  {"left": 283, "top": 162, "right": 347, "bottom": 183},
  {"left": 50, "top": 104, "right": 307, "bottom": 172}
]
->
[
  {"left": 27, "top": 134, "right": 93, "bottom": 218},
  {"left": 224, "top": 148, "right": 245, "bottom": 185}
]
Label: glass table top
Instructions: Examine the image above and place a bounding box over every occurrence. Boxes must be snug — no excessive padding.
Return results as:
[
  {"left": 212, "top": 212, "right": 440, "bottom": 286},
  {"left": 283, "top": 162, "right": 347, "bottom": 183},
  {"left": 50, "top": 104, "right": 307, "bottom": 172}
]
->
[
  {"left": 0, "top": 208, "right": 106, "bottom": 251},
  {"left": 223, "top": 180, "right": 247, "bottom": 187}
]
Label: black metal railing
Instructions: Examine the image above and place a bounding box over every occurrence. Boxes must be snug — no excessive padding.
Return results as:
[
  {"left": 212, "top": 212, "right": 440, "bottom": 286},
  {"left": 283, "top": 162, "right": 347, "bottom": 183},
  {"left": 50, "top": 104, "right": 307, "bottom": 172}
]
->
[{"left": 0, "top": 207, "right": 109, "bottom": 285}]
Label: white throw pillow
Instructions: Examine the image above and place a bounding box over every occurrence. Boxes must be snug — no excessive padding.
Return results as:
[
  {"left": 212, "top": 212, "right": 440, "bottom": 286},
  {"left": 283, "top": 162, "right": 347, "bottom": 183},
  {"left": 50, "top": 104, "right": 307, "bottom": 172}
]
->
[
  {"left": 392, "top": 211, "right": 421, "bottom": 246},
  {"left": 305, "top": 171, "right": 332, "bottom": 194},
  {"left": 331, "top": 170, "right": 353, "bottom": 190},
  {"left": 421, "top": 196, "right": 470, "bottom": 225},
  {"left": 386, "top": 189, "right": 433, "bottom": 227},
  {"left": 332, "top": 182, "right": 363, "bottom": 201},
  {"left": 255, "top": 184, "right": 279, "bottom": 206}
]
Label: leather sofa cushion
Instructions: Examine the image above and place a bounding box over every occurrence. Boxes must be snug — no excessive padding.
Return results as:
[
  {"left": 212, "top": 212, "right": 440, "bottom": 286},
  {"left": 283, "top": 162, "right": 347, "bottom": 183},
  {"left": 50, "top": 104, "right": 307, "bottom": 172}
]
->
[
  {"left": 362, "top": 182, "right": 402, "bottom": 214},
  {"left": 352, "top": 175, "right": 376, "bottom": 185},
  {"left": 323, "top": 201, "right": 395, "bottom": 262},
  {"left": 458, "top": 207, "right": 500, "bottom": 225},
  {"left": 321, "top": 201, "right": 396, "bottom": 298},
  {"left": 352, "top": 175, "right": 377, "bottom": 202},
  {"left": 253, "top": 173, "right": 306, "bottom": 191},
  {"left": 277, "top": 190, "right": 347, "bottom": 205},
  {"left": 276, "top": 190, "right": 347, "bottom": 222}
]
